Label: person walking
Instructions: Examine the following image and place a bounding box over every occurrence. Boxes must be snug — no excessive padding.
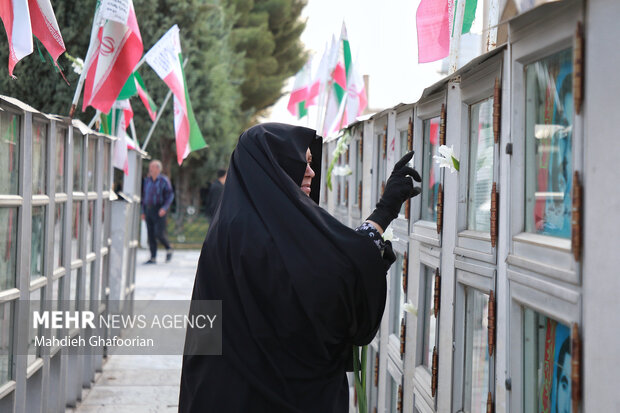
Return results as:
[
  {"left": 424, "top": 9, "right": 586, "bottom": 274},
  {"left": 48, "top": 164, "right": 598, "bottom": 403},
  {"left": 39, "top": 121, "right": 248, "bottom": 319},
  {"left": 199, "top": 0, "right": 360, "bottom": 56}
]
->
[
  {"left": 204, "top": 169, "right": 226, "bottom": 222},
  {"left": 141, "top": 160, "right": 174, "bottom": 264},
  {"left": 179, "top": 123, "right": 421, "bottom": 412}
]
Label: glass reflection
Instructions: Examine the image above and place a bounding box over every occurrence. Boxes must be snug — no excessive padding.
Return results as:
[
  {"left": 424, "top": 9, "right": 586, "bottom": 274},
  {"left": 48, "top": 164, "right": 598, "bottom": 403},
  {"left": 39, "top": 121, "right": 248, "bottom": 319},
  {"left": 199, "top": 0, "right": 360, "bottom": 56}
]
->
[
  {"left": 421, "top": 265, "right": 437, "bottom": 369},
  {"left": 421, "top": 117, "right": 441, "bottom": 222},
  {"left": 468, "top": 98, "right": 494, "bottom": 232},
  {"left": 0, "top": 208, "right": 17, "bottom": 290},
  {"left": 525, "top": 48, "right": 573, "bottom": 238},
  {"left": 32, "top": 122, "right": 47, "bottom": 195},
  {"left": 523, "top": 308, "right": 572, "bottom": 413},
  {"left": 391, "top": 253, "right": 405, "bottom": 337},
  {"left": 73, "top": 132, "right": 83, "bottom": 191},
  {"left": 0, "top": 301, "right": 12, "bottom": 386},
  {"left": 463, "top": 288, "right": 490, "bottom": 412},
  {"left": 54, "top": 203, "right": 64, "bottom": 268},
  {"left": 56, "top": 126, "right": 66, "bottom": 193},
  {"left": 0, "top": 112, "right": 20, "bottom": 195},
  {"left": 31, "top": 206, "right": 45, "bottom": 279}
]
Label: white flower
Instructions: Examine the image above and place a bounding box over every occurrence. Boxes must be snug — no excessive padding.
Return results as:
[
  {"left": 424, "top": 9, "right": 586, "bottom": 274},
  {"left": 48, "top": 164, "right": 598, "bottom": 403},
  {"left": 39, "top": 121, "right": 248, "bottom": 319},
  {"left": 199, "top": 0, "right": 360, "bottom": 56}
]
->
[
  {"left": 403, "top": 300, "right": 417, "bottom": 316},
  {"left": 433, "top": 144, "right": 460, "bottom": 173},
  {"left": 71, "top": 57, "right": 84, "bottom": 75},
  {"left": 382, "top": 227, "right": 399, "bottom": 242},
  {"left": 332, "top": 165, "right": 352, "bottom": 176}
]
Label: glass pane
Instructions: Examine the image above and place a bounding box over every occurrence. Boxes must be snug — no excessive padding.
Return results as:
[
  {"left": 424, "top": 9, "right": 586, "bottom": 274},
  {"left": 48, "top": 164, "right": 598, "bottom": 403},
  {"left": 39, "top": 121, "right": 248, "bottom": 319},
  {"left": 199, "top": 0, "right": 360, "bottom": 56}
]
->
[
  {"left": 51, "top": 278, "right": 61, "bottom": 338},
  {"left": 525, "top": 48, "right": 573, "bottom": 238},
  {"left": 73, "top": 131, "right": 83, "bottom": 191},
  {"left": 399, "top": 129, "right": 409, "bottom": 216},
  {"left": 0, "top": 208, "right": 18, "bottom": 290},
  {"left": 421, "top": 265, "right": 437, "bottom": 369},
  {"left": 421, "top": 117, "right": 441, "bottom": 222},
  {"left": 87, "top": 137, "right": 97, "bottom": 191},
  {"left": 84, "top": 262, "right": 92, "bottom": 304},
  {"left": 71, "top": 201, "right": 81, "bottom": 261},
  {"left": 31, "top": 206, "right": 46, "bottom": 279},
  {"left": 523, "top": 308, "right": 572, "bottom": 413},
  {"left": 103, "top": 141, "right": 110, "bottom": 191},
  {"left": 55, "top": 126, "right": 66, "bottom": 193},
  {"left": 32, "top": 121, "right": 48, "bottom": 195},
  {"left": 388, "top": 375, "right": 399, "bottom": 413},
  {"left": 467, "top": 98, "right": 495, "bottom": 231},
  {"left": 391, "top": 253, "right": 405, "bottom": 337},
  {"left": 0, "top": 301, "right": 12, "bottom": 385},
  {"left": 463, "top": 288, "right": 490, "bottom": 413},
  {"left": 101, "top": 200, "right": 108, "bottom": 248},
  {"left": 100, "top": 253, "right": 108, "bottom": 301},
  {"left": 87, "top": 200, "right": 95, "bottom": 253},
  {"left": 375, "top": 134, "right": 386, "bottom": 204},
  {"left": 54, "top": 203, "right": 64, "bottom": 268},
  {"left": 367, "top": 347, "right": 379, "bottom": 410},
  {"left": 70, "top": 269, "right": 79, "bottom": 311},
  {"left": 28, "top": 288, "right": 42, "bottom": 365},
  {"left": 0, "top": 111, "right": 20, "bottom": 194}
]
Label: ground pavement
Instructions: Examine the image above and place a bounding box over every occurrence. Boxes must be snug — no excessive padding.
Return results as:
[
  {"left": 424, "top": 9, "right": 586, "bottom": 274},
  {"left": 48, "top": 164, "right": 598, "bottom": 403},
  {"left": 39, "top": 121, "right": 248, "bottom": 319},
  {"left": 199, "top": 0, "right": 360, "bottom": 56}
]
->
[{"left": 67, "top": 249, "right": 200, "bottom": 413}]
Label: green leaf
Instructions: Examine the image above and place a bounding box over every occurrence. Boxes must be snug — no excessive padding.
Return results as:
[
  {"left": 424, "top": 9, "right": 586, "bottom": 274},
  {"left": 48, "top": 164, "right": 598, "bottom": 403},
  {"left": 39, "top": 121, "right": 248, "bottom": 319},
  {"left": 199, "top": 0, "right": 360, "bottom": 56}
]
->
[{"left": 452, "top": 156, "right": 460, "bottom": 172}]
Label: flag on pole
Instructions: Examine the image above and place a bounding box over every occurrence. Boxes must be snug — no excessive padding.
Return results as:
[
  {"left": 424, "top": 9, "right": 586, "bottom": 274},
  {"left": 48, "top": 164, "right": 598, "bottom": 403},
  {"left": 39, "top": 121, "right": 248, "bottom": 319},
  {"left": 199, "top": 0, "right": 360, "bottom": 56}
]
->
[
  {"left": 145, "top": 24, "right": 206, "bottom": 165},
  {"left": 452, "top": 0, "right": 477, "bottom": 35},
  {"left": 306, "top": 44, "right": 329, "bottom": 108},
  {"left": 0, "top": 0, "right": 65, "bottom": 77},
  {"left": 322, "top": 24, "right": 349, "bottom": 137},
  {"left": 134, "top": 72, "right": 157, "bottom": 121},
  {"left": 416, "top": 0, "right": 451, "bottom": 63},
  {"left": 82, "top": 0, "right": 143, "bottom": 114},
  {"left": 117, "top": 71, "right": 158, "bottom": 121},
  {"left": 102, "top": 101, "right": 133, "bottom": 175},
  {"left": 287, "top": 59, "right": 311, "bottom": 119},
  {"left": 344, "top": 59, "right": 367, "bottom": 125}
]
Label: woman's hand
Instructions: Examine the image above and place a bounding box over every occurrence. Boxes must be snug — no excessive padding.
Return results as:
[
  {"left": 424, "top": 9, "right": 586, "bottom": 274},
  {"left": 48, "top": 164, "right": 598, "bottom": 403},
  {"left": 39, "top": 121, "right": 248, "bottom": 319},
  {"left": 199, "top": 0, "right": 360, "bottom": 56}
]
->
[{"left": 366, "top": 151, "right": 421, "bottom": 231}]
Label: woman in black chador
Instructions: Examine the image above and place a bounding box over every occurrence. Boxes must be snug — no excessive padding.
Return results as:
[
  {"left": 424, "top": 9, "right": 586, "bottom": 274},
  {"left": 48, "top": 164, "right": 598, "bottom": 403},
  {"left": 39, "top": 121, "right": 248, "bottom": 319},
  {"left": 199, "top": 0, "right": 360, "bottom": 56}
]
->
[{"left": 179, "top": 123, "right": 421, "bottom": 412}]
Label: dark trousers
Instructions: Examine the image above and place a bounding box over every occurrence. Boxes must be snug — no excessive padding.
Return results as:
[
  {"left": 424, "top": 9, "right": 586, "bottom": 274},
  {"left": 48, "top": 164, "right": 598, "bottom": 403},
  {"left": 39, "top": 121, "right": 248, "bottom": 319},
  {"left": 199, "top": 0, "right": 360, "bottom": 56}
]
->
[{"left": 144, "top": 206, "right": 171, "bottom": 259}]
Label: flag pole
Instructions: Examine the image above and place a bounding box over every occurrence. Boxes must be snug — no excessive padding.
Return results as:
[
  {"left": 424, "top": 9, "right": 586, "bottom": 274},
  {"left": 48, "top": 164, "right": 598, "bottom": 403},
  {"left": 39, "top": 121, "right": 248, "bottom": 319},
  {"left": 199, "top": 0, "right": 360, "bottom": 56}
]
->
[
  {"left": 88, "top": 110, "right": 101, "bottom": 128},
  {"left": 142, "top": 57, "right": 189, "bottom": 151},
  {"left": 69, "top": 4, "right": 101, "bottom": 118},
  {"left": 129, "top": 118, "right": 140, "bottom": 149}
]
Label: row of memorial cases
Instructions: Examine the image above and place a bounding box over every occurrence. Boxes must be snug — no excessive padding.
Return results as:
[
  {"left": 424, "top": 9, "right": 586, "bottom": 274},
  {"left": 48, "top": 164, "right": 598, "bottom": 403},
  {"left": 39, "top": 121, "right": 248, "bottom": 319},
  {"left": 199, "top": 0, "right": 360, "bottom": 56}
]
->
[{"left": 319, "top": 1, "right": 620, "bottom": 411}]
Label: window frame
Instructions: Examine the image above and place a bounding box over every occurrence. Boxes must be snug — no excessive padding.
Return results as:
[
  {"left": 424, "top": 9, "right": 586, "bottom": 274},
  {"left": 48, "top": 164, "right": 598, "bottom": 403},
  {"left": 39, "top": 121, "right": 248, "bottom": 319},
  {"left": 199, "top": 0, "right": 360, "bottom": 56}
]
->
[{"left": 508, "top": 3, "right": 583, "bottom": 284}]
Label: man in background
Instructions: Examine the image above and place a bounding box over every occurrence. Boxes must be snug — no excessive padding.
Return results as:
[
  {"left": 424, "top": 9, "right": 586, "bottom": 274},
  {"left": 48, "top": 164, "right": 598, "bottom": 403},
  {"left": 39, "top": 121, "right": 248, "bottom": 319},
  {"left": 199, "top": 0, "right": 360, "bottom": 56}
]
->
[
  {"left": 204, "top": 169, "right": 226, "bottom": 223},
  {"left": 141, "top": 160, "right": 174, "bottom": 264}
]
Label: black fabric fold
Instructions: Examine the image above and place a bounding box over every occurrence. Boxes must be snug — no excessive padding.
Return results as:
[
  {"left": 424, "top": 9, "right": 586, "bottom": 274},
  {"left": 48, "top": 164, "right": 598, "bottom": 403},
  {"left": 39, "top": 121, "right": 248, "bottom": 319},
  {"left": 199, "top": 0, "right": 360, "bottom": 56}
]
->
[{"left": 179, "top": 123, "right": 393, "bottom": 413}]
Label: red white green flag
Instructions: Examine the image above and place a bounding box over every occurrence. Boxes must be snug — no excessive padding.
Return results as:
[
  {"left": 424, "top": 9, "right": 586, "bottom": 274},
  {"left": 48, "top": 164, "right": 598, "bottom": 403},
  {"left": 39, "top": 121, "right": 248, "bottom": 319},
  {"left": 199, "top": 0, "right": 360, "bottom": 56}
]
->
[
  {"left": 82, "top": 0, "right": 143, "bottom": 114},
  {"left": 322, "top": 25, "right": 349, "bottom": 137},
  {"left": 0, "top": 0, "right": 65, "bottom": 77},
  {"left": 118, "top": 71, "right": 158, "bottom": 121},
  {"left": 287, "top": 59, "right": 311, "bottom": 119},
  {"left": 145, "top": 24, "right": 206, "bottom": 165}
]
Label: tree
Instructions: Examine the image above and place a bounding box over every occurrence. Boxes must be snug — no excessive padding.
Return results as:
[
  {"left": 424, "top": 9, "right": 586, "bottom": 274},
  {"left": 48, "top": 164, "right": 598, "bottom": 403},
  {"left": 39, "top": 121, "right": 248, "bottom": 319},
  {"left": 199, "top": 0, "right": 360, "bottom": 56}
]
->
[{"left": 230, "top": 0, "right": 308, "bottom": 122}]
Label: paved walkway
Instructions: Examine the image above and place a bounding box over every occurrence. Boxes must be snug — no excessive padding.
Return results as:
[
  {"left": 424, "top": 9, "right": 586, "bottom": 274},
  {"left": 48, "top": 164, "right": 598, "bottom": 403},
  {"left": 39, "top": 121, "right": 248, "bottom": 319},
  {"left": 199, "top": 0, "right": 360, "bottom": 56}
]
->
[{"left": 68, "top": 249, "right": 201, "bottom": 413}]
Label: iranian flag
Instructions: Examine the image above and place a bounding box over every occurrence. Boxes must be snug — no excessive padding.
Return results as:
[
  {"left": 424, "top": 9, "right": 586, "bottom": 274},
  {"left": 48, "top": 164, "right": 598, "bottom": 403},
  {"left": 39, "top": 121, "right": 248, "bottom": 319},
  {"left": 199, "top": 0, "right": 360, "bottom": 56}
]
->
[
  {"left": 102, "top": 100, "right": 133, "bottom": 175},
  {"left": 322, "top": 26, "right": 348, "bottom": 137},
  {"left": 82, "top": 0, "right": 143, "bottom": 114},
  {"left": 344, "top": 59, "right": 367, "bottom": 125},
  {"left": 118, "top": 71, "right": 158, "bottom": 121},
  {"left": 0, "top": 0, "right": 65, "bottom": 77},
  {"left": 145, "top": 24, "right": 206, "bottom": 165},
  {"left": 287, "top": 59, "right": 311, "bottom": 119}
]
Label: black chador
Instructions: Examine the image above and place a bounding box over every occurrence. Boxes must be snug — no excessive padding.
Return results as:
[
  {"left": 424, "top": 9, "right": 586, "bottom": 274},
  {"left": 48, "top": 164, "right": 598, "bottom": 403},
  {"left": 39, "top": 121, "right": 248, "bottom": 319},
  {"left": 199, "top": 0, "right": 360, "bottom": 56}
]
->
[{"left": 179, "top": 123, "right": 396, "bottom": 412}]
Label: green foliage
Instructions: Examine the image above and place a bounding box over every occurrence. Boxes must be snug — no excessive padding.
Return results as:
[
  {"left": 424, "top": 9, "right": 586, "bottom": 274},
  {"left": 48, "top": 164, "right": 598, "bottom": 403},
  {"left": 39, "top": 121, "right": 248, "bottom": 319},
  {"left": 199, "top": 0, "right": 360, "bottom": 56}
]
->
[{"left": 231, "top": 0, "right": 308, "bottom": 121}]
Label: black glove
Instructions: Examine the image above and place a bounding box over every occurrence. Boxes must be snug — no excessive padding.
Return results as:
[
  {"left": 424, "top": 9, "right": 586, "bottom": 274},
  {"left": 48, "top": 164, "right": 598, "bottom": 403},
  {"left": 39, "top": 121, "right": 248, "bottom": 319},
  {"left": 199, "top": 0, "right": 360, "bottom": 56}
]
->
[{"left": 366, "top": 151, "right": 421, "bottom": 231}]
